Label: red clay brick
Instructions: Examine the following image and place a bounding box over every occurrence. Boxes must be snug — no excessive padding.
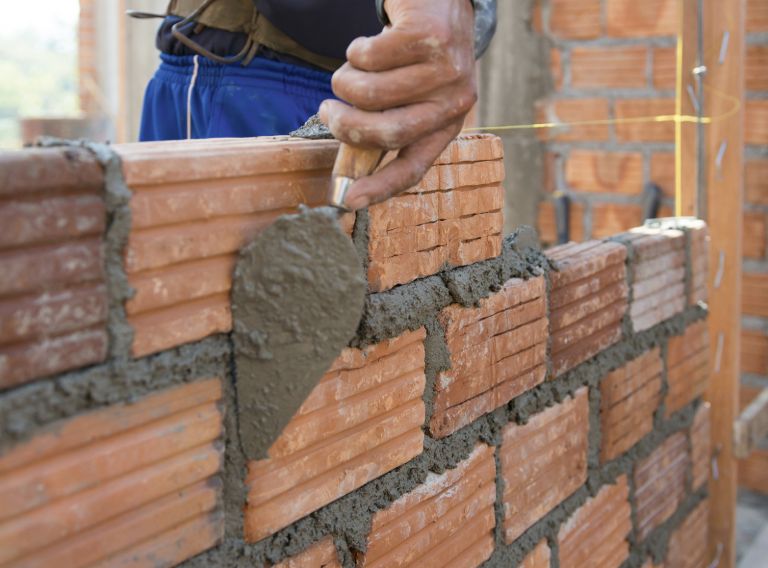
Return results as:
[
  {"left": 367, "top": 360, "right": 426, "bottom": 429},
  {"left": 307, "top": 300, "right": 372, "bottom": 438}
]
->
[
  {"left": 551, "top": 49, "right": 564, "bottom": 90},
  {"left": 625, "top": 227, "right": 687, "bottom": 331},
  {"left": 367, "top": 138, "right": 504, "bottom": 292},
  {"left": 547, "top": 241, "right": 628, "bottom": 375},
  {"left": 570, "top": 46, "right": 648, "bottom": 89},
  {"left": 748, "top": 0, "right": 768, "bottom": 32},
  {"left": 687, "top": 221, "right": 709, "bottom": 305},
  {"left": 0, "top": 379, "right": 224, "bottom": 566},
  {"left": 501, "top": 388, "right": 589, "bottom": 543},
  {"left": 548, "top": 0, "right": 603, "bottom": 39},
  {"left": 653, "top": 47, "right": 676, "bottom": 90},
  {"left": 743, "top": 212, "right": 767, "bottom": 259},
  {"left": 665, "top": 500, "right": 709, "bottom": 568},
  {"left": 745, "top": 100, "right": 768, "bottom": 145},
  {"left": 558, "top": 476, "right": 632, "bottom": 568},
  {"left": 667, "top": 321, "right": 710, "bottom": 416},
  {"left": 742, "top": 329, "right": 768, "bottom": 376},
  {"left": 0, "top": 147, "right": 103, "bottom": 198},
  {"left": 244, "top": 330, "right": 426, "bottom": 543},
  {"left": 521, "top": 540, "right": 551, "bottom": 568},
  {"left": 743, "top": 272, "right": 768, "bottom": 317},
  {"left": 537, "top": 200, "right": 586, "bottom": 245},
  {"left": 615, "top": 99, "right": 676, "bottom": 142},
  {"left": 606, "top": 0, "right": 677, "bottom": 37},
  {"left": 358, "top": 443, "right": 495, "bottom": 568},
  {"left": 746, "top": 45, "right": 768, "bottom": 92},
  {"left": 634, "top": 433, "right": 689, "bottom": 539},
  {"left": 430, "top": 277, "right": 548, "bottom": 438},
  {"left": 565, "top": 151, "right": 644, "bottom": 195},
  {"left": 536, "top": 98, "right": 611, "bottom": 142},
  {"left": 746, "top": 159, "right": 768, "bottom": 205},
  {"left": 691, "top": 403, "right": 711, "bottom": 491},
  {"left": 273, "top": 537, "right": 341, "bottom": 568},
  {"left": 601, "top": 349, "right": 663, "bottom": 461}
]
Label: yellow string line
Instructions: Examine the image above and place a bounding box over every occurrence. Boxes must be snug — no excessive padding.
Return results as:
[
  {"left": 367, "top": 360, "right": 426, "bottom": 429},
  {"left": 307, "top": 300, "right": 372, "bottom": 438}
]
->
[{"left": 462, "top": 0, "right": 741, "bottom": 220}]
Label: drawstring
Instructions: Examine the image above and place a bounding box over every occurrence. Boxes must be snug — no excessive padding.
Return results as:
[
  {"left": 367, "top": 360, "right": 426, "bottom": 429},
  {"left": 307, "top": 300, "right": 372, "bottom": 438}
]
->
[{"left": 186, "top": 55, "right": 200, "bottom": 139}]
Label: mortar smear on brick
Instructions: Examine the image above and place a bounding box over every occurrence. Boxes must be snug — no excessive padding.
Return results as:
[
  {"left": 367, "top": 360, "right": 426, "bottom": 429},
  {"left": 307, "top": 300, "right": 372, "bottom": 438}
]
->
[
  {"left": 430, "top": 276, "right": 548, "bottom": 438},
  {"left": 244, "top": 329, "right": 427, "bottom": 543},
  {"left": 0, "top": 379, "right": 224, "bottom": 567}
]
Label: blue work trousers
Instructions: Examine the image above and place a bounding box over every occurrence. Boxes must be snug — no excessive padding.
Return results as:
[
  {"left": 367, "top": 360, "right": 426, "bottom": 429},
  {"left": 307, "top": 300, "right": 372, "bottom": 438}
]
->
[{"left": 139, "top": 53, "right": 334, "bottom": 141}]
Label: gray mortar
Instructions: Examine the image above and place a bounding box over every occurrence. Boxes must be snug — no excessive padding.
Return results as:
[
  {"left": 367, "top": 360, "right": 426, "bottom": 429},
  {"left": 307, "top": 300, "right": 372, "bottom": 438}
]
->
[
  {"left": 231, "top": 206, "right": 367, "bottom": 460},
  {"left": 0, "top": 335, "right": 231, "bottom": 452},
  {"left": 290, "top": 114, "right": 334, "bottom": 140},
  {"left": 421, "top": 317, "right": 452, "bottom": 430}
]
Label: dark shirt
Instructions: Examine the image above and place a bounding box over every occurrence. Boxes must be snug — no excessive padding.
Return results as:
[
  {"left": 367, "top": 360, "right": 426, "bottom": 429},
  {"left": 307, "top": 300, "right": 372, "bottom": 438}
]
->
[{"left": 157, "top": 1, "right": 381, "bottom": 65}]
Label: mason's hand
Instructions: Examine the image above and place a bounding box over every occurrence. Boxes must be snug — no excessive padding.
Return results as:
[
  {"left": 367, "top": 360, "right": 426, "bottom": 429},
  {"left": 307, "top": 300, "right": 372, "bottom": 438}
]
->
[{"left": 319, "top": 0, "right": 476, "bottom": 211}]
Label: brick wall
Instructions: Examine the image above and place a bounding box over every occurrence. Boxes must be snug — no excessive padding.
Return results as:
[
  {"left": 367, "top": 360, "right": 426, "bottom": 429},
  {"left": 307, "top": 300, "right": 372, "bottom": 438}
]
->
[
  {"left": 535, "top": 0, "right": 679, "bottom": 244},
  {"left": 741, "top": 0, "right": 768, "bottom": 493},
  {"left": 0, "top": 135, "right": 712, "bottom": 567}
]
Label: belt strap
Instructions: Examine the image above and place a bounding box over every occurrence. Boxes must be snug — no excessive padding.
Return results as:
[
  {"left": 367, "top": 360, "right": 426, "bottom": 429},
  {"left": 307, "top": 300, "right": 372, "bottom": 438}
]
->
[{"left": 166, "top": 0, "right": 344, "bottom": 70}]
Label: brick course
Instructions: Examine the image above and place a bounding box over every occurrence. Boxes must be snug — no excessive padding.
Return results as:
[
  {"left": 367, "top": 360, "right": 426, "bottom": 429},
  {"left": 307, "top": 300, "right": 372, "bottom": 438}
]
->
[
  {"left": 501, "top": 388, "right": 589, "bottom": 543},
  {"left": 601, "top": 349, "right": 663, "bottom": 461},
  {"left": 244, "top": 330, "right": 426, "bottom": 543},
  {"left": 430, "top": 277, "right": 548, "bottom": 438}
]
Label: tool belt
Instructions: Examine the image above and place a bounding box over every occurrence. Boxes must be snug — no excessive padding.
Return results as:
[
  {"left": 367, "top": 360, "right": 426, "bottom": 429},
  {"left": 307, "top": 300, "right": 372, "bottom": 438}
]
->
[{"left": 134, "top": 0, "right": 345, "bottom": 70}]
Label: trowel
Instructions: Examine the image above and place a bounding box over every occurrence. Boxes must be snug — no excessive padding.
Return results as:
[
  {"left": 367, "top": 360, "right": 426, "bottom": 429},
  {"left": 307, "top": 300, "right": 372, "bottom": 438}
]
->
[{"left": 231, "top": 141, "right": 384, "bottom": 460}]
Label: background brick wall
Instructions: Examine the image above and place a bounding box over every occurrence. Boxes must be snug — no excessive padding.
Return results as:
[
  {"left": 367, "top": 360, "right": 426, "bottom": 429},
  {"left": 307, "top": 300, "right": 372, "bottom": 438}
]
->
[{"left": 0, "top": 135, "right": 714, "bottom": 567}]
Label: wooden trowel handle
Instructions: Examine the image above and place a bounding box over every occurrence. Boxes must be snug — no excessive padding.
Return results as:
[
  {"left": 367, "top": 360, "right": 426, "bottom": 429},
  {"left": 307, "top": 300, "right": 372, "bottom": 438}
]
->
[{"left": 329, "top": 144, "right": 385, "bottom": 210}]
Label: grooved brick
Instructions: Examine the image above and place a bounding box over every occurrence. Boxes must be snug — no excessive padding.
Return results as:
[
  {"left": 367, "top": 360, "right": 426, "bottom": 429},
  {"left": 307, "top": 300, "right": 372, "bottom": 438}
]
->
[
  {"left": 742, "top": 272, "right": 768, "bottom": 318},
  {"left": 244, "top": 330, "right": 426, "bottom": 543},
  {"left": 615, "top": 99, "right": 676, "bottom": 142},
  {"left": 653, "top": 47, "right": 676, "bottom": 90},
  {"left": 624, "top": 227, "right": 687, "bottom": 331},
  {"left": 600, "top": 349, "right": 663, "bottom": 461},
  {"left": 368, "top": 135, "right": 505, "bottom": 292},
  {"left": 634, "top": 433, "right": 689, "bottom": 539},
  {"left": 273, "top": 537, "right": 341, "bottom": 568},
  {"left": 430, "top": 277, "right": 548, "bottom": 438},
  {"left": 746, "top": 100, "right": 768, "bottom": 145},
  {"left": 521, "top": 541, "right": 551, "bottom": 568},
  {"left": 606, "top": 0, "right": 677, "bottom": 37},
  {"left": 665, "top": 500, "right": 709, "bottom": 568},
  {"left": 0, "top": 379, "right": 225, "bottom": 567},
  {"left": 547, "top": 241, "right": 628, "bottom": 376},
  {"left": 745, "top": 159, "right": 768, "bottom": 205},
  {"left": 746, "top": 45, "right": 768, "bottom": 92},
  {"left": 744, "top": 212, "right": 767, "bottom": 259},
  {"left": 570, "top": 46, "right": 648, "bottom": 88},
  {"left": 501, "top": 388, "right": 589, "bottom": 543},
  {"left": 565, "top": 151, "right": 644, "bottom": 195},
  {"left": 691, "top": 403, "right": 711, "bottom": 491},
  {"left": 0, "top": 147, "right": 108, "bottom": 388},
  {"left": 558, "top": 476, "right": 631, "bottom": 568},
  {"left": 548, "top": 0, "right": 602, "bottom": 39},
  {"left": 357, "top": 444, "right": 495, "bottom": 568},
  {"left": 742, "top": 329, "right": 768, "bottom": 376},
  {"left": 666, "top": 321, "right": 710, "bottom": 416},
  {"left": 536, "top": 99, "right": 611, "bottom": 142}
]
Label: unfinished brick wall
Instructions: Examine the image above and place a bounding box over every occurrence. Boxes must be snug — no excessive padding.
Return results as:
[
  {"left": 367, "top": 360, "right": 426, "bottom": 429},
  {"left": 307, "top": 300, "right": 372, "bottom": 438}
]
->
[
  {"left": 740, "top": 0, "right": 768, "bottom": 495},
  {"left": 0, "top": 134, "right": 713, "bottom": 567},
  {"left": 534, "top": 0, "right": 679, "bottom": 243}
]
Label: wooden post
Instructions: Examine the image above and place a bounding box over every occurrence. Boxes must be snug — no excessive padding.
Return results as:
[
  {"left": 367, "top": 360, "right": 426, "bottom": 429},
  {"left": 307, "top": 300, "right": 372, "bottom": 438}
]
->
[{"left": 701, "top": 0, "right": 745, "bottom": 566}]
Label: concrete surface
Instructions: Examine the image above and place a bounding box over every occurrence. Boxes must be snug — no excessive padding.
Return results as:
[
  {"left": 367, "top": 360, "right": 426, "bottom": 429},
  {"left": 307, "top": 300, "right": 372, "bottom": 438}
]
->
[{"left": 737, "top": 489, "right": 768, "bottom": 567}]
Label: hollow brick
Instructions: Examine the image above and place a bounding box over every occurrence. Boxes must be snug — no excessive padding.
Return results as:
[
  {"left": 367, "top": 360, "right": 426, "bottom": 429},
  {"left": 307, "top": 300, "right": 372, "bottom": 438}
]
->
[
  {"left": 501, "top": 388, "right": 589, "bottom": 543},
  {"left": 666, "top": 321, "right": 710, "bottom": 416}
]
